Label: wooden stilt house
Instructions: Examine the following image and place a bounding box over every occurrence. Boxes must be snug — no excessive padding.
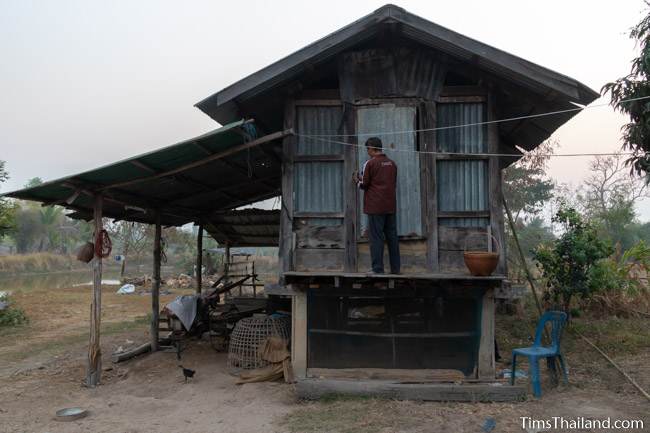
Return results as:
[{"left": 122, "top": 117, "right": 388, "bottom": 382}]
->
[
  {"left": 196, "top": 4, "right": 597, "bottom": 397},
  {"left": 5, "top": 4, "right": 598, "bottom": 399}
]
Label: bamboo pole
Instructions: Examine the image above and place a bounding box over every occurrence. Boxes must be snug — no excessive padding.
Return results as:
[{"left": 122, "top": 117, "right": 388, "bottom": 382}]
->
[
  {"left": 196, "top": 224, "right": 203, "bottom": 294},
  {"left": 575, "top": 331, "right": 650, "bottom": 402},
  {"left": 502, "top": 196, "right": 544, "bottom": 317},
  {"left": 503, "top": 196, "right": 650, "bottom": 399},
  {"left": 86, "top": 194, "right": 103, "bottom": 387},
  {"left": 151, "top": 213, "right": 161, "bottom": 352}
]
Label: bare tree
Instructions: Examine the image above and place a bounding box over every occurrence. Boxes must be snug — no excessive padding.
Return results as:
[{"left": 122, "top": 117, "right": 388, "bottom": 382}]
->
[{"left": 582, "top": 155, "right": 650, "bottom": 213}]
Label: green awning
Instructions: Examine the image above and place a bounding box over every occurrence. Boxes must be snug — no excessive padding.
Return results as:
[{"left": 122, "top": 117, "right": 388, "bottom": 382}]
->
[{"left": 3, "top": 120, "right": 286, "bottom": 227}]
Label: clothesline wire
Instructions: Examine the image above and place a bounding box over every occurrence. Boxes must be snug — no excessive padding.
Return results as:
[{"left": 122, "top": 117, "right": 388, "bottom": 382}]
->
[
  {"left": 293, "top": 133, "right": 635, "bottom": 158},
  {"left": 290, "top": 94, "right": 650, "bottom": 158},
  {"left": 294, "top": 94, "right": 650, "bottom": 138}
]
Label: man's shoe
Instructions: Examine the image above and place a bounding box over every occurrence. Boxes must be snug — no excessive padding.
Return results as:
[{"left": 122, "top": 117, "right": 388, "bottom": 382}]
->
[{"left": 366, "top": 270, "right": 384, "bottom": 275}]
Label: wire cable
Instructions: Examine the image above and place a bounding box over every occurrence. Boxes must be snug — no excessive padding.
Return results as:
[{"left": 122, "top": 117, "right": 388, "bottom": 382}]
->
[
  {"left": 296, "top": 95, "right": 650, "bottom": 138},
  {"left": 290, "top": 94, "right": 650, "bottom": 158}
]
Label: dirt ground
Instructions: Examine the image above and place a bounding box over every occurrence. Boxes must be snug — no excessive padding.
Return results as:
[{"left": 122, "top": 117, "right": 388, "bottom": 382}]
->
[
  {"left": 0, "top": 333, "right": 648, "bottom": 433},
  {"left": 0, "top": 280, "right": 189, "bottom": 375},
  {"left": 0, "top": 281, "right": 649, "bottom": 432}
]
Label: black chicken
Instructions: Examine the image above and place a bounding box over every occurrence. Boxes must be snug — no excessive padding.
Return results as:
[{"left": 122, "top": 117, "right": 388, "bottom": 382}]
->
[{"left": 179, "top": 365, "right": 195, "bottom": 383}]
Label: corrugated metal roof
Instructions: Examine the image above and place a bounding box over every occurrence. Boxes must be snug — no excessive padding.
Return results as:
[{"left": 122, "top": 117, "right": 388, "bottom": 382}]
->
[
  {"left": 3, "top": 120, "right": 286, "bottom": 227},
  {"left": 195, "top": 4, "right": 598, "bottom": 155},
  {"left": 204, "top": 208, "right": 280, "bottom": 247}
]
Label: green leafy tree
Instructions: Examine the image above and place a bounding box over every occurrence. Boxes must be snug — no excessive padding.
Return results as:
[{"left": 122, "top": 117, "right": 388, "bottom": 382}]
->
[
  {"left": 534, "top": 206, "right": 614, "bottom": 315},
  {"left": 39, "top": 206, "right": 64, "bottom": 252},
  {"left": 24, "top": 177, "right": 43, "bottom": 188},
  {"left": 603, "top": 2, "right": 650, "bottom": 176},
  {"left": 12, "top": 206, "right": 43, "bottom": 253}
]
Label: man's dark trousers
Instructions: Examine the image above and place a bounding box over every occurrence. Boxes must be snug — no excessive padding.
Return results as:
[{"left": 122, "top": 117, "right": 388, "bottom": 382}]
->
[{"left": 368, "top": 214, "right": 400, "bottom": 274}]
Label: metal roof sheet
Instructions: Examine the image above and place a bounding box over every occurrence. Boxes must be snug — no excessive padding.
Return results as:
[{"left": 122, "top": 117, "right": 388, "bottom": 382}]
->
[
  {"left": 195, "top": 4, "right": 599, "bottom": 153},
  {"left": 3, "top": 120, "right": 285, "bottom": 227}
]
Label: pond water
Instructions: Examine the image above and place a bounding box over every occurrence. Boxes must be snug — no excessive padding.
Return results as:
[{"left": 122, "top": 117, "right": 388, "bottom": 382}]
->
[
  {"left": 0, "top": 265, "right": 182, "bottom": 293},
  {"left": 0, "top": 270, "right": 123, "bottom": 293}
]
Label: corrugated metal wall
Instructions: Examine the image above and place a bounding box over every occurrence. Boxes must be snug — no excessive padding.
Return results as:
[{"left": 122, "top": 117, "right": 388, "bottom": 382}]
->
[
  {"left": 357, "top": 105, "right": 421, "bottom": 236},
  {"left": 294, "top": 105, "right": 344, "bottom": 214},
  {"left": 294, "top": 162, "right": 343, "bottom": 213},
  {"left": 437, "top": 103, "right": 488, "bottom": 227},
  {"left": 296, "top": 106, "right": 344, "bottom": 155},
  {"left": 437, "top": 103, "right": 487, "bottom": 153}
]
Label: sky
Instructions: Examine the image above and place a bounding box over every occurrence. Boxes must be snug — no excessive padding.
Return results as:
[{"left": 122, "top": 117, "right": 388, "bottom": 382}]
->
[{"left": 0, "top": 0, "right": 648, "bottom": 217}]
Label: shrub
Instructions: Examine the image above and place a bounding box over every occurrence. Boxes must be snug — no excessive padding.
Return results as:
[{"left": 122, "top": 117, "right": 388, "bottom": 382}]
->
[
  {"left": 0, "top": 295, "right": 29, "bottom": 328},
  {"left": 534, "top": 206, "right": 614, "bottom": 314}
]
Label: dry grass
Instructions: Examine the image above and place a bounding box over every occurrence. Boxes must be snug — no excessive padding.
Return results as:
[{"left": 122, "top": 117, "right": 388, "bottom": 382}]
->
[
  {"left": 0, "top": 281, "right": 191, "bottom": 372},
  {"left": 0, "top": 253, "right": 84, "bottom": 274}
]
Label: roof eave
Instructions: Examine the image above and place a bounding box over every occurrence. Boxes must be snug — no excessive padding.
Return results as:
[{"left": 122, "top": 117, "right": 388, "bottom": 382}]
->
[{"left": 195, "top": 4, "right": 599, "bottom": 122}]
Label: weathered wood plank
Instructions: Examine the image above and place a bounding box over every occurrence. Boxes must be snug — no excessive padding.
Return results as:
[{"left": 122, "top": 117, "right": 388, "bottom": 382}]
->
[
  {"left": 438, "top": 250, "right": 467, "bottom": 273},
  {"left": 295, "top": 249, "right": 345, "bottom": 272},
  {"left": 283, "top": 270, "right": 505, "bottom": 281},
  {"left": 477, "top": 288, "right": 496, "bottom": 379},
  {"left": 343, "top": 104, "right": 358, "bottom": 272},
  {"left": 421, "top": 101, "right": 438, "bottom": 272},
  {"left": 294, "top": 223, "right": 344, "bottom": 249},
  {"left": 111, "top": 342, "right": 151, "bottom": 363},
  {"left": 296, "top": 378, "right": 526, "bottom": 402},
  {"left": 292, "top": 292, "right": 308, "bottom": 379},
  {"left": 279, "top": 99, "right": 295, "bottom": 280},
  {"left": 293, "top": 211, "right": 345, "bottom": 219},
  {"left": 439, "top": 226, "right": 488, "bottom": 251},
  {"left": 307, "top": 368, "right": 467, "bottom": 382},
  {"left": 488, "top": 88, "right": 507, "bottom": 275}
]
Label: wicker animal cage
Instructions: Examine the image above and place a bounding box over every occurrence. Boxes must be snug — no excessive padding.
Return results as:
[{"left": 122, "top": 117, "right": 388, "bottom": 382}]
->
[{"left": 227, "top": 315, "right": 291, "bottom": 373}]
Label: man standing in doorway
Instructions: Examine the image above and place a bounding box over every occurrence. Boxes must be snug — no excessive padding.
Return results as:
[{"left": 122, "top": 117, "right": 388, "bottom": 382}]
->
[{"left": 355, "top": 137, "right": 401, "bottom": 274}]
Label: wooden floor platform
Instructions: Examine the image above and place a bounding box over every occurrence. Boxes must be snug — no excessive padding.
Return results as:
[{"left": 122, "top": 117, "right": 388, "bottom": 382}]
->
[
  {"left": 284, "top": 271, "right": 506, "bottom": 281},
  {"left": 296, "top": 378, "right": 527, "bottom": 402}
]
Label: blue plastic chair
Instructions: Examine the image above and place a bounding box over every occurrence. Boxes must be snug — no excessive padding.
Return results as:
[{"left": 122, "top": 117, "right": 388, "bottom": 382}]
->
[{"left": 510, "top": 311, "right": 568, "bottom": 398}]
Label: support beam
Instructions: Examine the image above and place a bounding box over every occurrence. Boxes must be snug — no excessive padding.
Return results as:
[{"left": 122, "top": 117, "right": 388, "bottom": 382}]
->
[
  {"left": 196, "top": 224, "right": 203, "bottom": 294},
  {"left": 477, "top": 288, "right": 496, "bottom": 379},
  {"left": 100, "top": 129, "right": 291, "bottom": 191},
  {"left": 130, "top": 160, "right": 157, "bottom": 174},
  {"left": 488, "top": 88, "right": 507, "bottom": 275},
  {"left": 86, "top": 194, "right": 103, "bottom": 387},
  {"left": 151, "top": 213, "right": 162, "bottom": 352},
  {"left": 292, "top": 292, "right": 308, "bottom": 379}
]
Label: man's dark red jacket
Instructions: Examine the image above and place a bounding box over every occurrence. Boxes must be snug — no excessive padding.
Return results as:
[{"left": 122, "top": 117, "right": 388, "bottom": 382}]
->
[{"left": 360, "top": 153, "right": 397, "bottom": 215}]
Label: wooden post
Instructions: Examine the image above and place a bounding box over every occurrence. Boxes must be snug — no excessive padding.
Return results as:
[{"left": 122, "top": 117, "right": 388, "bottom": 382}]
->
[
  {"left": 279, "top": 99, "right": 295, "bottom": 281},
  {"left": 343, "top": 102, "right": 358, "bottom": 272},
  {"left": 196, "top": 224, "right": 203, "bottom": 294},
  {"left": 487, "top": 88, "right": 506, "bottom": 275},
  {"left": 422, "top": 101, "right": 439, "bottom": 272},
  {"left": 291, "top": 292, "right": 308, "bottom": 379},
  {"left": 224, "top": 242, "right": 231, "bottom": 277},
  {"left": 86, "top": 194, "right": 103, "bottom": 387},
  {"left": 477, "top": 288, "right": 496, "bottom": 379},
  {"left": 150, "top": 213, "right": 161, "bottom": 352}
]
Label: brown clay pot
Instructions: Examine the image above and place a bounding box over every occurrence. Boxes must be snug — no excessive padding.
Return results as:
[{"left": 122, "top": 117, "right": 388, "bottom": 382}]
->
[
  {"left": 463, "top": 251, "right": 499, "bottom": 276},
  {"left": 76, "top": 242, "right": 95, "bottom": 263}
]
